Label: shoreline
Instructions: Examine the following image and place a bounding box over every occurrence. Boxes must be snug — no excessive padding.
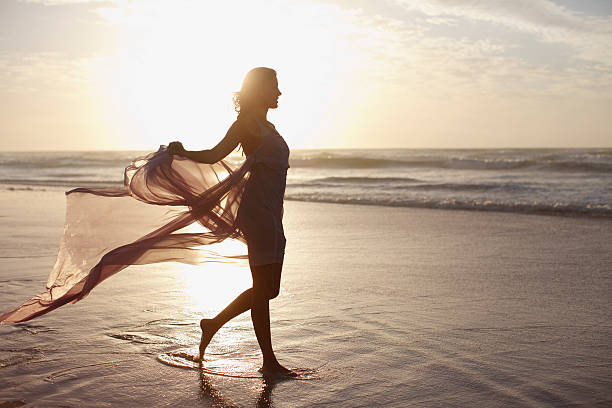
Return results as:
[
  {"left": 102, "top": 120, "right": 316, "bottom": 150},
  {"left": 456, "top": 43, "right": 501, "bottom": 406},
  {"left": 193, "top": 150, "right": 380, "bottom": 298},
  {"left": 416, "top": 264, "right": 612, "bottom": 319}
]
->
[
  {"left": 283, "top": 197, "right": 612, "bottom": 219},
  {"left": 1, "top": 187, "right": 611, "bottom": 221}
]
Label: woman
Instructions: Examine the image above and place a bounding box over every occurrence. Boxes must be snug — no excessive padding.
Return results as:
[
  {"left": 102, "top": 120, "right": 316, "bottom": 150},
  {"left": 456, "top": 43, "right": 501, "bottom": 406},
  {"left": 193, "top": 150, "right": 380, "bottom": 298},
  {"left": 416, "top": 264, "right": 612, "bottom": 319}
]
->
[
  {"left": 0, "top": 67, "right": 292, "bottom": 376},
  {"left": 168, "top": 67, "right": 292, "bottom": 375}
]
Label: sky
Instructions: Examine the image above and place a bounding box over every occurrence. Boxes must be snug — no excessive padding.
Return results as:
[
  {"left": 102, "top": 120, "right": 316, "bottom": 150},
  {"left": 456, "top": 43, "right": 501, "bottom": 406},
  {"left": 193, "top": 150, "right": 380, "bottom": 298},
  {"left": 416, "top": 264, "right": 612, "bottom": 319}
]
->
[{"left": 1, "top": 0, "right": 611, "bottom": 151}]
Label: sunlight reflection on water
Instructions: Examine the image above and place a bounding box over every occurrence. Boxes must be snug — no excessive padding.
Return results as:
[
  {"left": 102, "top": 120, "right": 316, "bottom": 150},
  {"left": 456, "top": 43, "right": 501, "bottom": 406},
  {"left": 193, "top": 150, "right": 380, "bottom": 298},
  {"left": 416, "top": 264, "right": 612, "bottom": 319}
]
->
[
  {"left": 166, "top": 221, "right": 253, "bottom": 315},
  {"left": 172, "top": 259, "right": 251, "bottom": 315}
]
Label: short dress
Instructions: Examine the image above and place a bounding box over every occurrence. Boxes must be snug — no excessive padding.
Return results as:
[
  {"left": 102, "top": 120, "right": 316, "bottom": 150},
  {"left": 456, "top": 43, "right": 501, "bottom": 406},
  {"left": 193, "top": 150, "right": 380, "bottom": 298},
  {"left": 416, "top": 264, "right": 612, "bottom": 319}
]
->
[{"left": 237, "top": 120, "right": 290, "bottom": 266}]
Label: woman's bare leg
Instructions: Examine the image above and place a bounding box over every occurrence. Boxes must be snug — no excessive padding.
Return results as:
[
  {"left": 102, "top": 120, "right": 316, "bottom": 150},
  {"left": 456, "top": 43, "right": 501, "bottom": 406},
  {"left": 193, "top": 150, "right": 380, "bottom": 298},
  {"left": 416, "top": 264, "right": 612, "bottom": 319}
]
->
[
  {"left": 198, "top": 262, "right": 282, "bottom": 359},
  {"left": 199, "top": 288, "right": 253, "bottom": 359},
  {"left": 199, "top": 262, "right": 292, "bottom": 374},
  {"left": 250, "top": 263, "right": 293, "bottom": 374}
]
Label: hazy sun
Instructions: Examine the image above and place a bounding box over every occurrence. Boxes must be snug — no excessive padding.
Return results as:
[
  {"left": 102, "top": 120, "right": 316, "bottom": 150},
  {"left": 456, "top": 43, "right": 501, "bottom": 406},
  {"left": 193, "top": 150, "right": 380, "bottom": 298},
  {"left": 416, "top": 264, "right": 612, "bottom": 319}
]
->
[{"left": 93, "top": 0, "right": 369, "bottom": 150}]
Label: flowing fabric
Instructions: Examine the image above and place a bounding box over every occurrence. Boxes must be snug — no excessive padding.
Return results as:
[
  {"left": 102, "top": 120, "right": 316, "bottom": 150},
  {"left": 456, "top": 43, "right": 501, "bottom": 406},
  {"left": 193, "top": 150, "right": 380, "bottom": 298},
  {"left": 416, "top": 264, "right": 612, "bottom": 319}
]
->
[{"left": 0, "top": 146, "right": 255, "bottom": 324}]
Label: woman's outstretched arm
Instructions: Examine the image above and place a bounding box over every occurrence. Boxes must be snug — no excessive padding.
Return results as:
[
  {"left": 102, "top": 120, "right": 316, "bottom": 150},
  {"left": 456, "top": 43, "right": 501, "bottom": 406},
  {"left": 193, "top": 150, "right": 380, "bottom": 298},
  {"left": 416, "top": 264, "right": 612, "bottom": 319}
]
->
[
  {"left": 168, "top": 117, "right": 260, "bottom": 164},
  {"left": 168, "top": 122, "right": 240, "bottom": 164}
]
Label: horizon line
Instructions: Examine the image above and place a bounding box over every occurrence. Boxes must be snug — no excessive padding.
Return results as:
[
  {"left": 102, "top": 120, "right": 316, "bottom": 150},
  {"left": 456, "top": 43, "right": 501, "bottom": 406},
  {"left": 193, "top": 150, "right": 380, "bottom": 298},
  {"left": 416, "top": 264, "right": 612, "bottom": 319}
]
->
[{"left": 1, "top": 146, "right": 612, "bottom": 153}]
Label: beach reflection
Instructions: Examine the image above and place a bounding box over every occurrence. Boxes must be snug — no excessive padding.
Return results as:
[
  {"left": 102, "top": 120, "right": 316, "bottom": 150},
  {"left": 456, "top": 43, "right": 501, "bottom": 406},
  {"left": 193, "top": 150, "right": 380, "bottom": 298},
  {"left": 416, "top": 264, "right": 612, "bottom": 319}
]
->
[
  {"left": 173, "top": 260, "right": 251, "bottom": 314},
  {"left": 170, "top": 224, "right": 252, "bottom": 314},
  {"left": 198, "top": 373, "right": 285, "bottom": 408},
  {"left": 255, "top": 378, "right": 277, "bottom": 408}
]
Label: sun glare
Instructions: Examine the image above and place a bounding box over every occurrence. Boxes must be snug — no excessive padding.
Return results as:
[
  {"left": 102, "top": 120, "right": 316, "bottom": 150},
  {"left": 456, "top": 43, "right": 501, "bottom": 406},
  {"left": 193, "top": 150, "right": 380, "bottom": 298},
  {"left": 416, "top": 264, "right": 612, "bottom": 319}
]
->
[
  {"left": 91, "top": 0, "right": 370, "bottom": 150},
  {"left": 174, "top": 262, "right": 251, "bottom": 314},
  {"left": 171, "top": 221, "right": 251, "bottom": 313}
]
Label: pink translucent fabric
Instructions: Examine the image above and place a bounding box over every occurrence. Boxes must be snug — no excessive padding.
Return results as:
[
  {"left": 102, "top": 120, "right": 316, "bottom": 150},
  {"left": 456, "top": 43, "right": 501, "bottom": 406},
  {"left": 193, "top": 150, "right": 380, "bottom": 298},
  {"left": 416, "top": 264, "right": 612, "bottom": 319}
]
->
[{"left": 0, "top": 147, "right": 253, "bottom": 324}]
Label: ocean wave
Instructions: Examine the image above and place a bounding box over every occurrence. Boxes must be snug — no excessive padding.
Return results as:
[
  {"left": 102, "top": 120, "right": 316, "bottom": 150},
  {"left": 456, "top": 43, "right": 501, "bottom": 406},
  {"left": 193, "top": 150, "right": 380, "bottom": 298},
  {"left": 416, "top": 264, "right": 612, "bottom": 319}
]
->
[
  {"left": 0, "top": 179, "right": 122, "bottom": 188},
  {"left": 49, "top": 172, "right": 99, "bottom": 178},
  {"left": 284, "top": 193, "right": 612, "bottom": 217},
  {"left": 4, "top": 186, "right": 46, "bottom": 192},
  {"left": 289, "top": 156, "right": 413, "bottom": 168},
  {"left": 406, "top": 182, "right": 522, "bottom": 192},
  {"left": 291, "top": 176, "right": 421, "bottom": 187},
  {"left": 316, "top": 176, "right": 420, "bottom": 183},
  {"left": 546, "top": 161, "right": 612, "bottom": 172},
  {"left": 289, "top": 155, "right": 536, "bottom": 170},
  {"left": 0, "top": 154, "right": 141, "bottom": 169},
  {"left": 2, "top": 150, "right": 611, "bottom": 173},
  {"left": 0, "top": 150, "right": 243, "bottom": 169},
  {"left": 290, "top": 177, "right": 532, "bottom": 193},
  {"left": 288, "top": 153, "right": 612, "bottom": 172},
  {"left": 0, "top": 174, "right": 585, "bottom": 196},
  {"left": 4, "top": 179, "right": 609, "bottom": 218}
]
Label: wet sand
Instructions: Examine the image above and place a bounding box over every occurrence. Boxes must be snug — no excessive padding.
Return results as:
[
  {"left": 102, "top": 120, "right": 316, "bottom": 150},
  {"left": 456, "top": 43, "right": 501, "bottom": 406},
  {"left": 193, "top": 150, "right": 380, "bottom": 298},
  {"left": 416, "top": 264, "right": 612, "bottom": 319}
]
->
[{"left": 1, "top": 190, "right": 611, "bottom": 407}]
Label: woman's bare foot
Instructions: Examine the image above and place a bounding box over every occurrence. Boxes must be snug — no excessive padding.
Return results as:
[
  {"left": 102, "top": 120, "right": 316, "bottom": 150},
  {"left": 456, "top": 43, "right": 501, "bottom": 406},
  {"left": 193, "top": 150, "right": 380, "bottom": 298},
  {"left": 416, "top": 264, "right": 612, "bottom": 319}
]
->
[
  {"left": 259, "top": 362, "right": 297, "bottom": 377},
  {"left": 198, "top": 318, "right": 217, "bottom": 361}
]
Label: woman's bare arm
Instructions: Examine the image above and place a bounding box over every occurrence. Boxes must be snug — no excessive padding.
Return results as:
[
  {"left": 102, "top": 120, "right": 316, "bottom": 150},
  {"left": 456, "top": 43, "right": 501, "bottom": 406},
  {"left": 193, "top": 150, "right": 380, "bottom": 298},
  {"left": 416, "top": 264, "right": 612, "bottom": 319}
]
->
[
  {"left": 168, "top": 121, "right": 248, "bottom": 164},
  {"left": 169, "top": 116, "right": 260, "bottom": 164},
  {"left": 179, "top": 131, "right": 238, "bottom": 164}
]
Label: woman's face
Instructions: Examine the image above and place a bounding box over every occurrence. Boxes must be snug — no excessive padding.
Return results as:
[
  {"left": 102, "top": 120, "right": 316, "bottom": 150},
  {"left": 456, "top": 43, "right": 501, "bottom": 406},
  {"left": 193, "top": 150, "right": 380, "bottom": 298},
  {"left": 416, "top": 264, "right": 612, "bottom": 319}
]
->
[{"left": 260, "top": 76, "right": 282, "bottom": 109}]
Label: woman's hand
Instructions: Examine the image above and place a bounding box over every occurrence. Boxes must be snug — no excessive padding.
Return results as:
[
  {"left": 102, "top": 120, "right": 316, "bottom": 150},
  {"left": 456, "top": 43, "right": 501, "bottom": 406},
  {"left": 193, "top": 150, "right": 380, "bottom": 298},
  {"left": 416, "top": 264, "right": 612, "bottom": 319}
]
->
[{"left": 167, "top": 141, "right": 185, "bottom": 156}]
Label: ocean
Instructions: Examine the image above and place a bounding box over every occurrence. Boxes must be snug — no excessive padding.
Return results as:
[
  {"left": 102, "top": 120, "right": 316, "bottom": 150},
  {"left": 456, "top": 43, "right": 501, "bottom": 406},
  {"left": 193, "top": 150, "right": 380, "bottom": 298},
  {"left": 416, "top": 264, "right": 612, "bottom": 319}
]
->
[{"left": 1, "top": 148, "right": 611, "bottom": 217}]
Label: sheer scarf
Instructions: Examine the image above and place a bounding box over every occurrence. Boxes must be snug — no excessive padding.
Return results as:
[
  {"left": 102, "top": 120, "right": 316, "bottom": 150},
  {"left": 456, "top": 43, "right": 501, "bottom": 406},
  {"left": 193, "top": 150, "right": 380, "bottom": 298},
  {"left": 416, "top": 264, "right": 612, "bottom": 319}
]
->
[{"left": 0, "top": 147, "right": 252, "bottom": 324}]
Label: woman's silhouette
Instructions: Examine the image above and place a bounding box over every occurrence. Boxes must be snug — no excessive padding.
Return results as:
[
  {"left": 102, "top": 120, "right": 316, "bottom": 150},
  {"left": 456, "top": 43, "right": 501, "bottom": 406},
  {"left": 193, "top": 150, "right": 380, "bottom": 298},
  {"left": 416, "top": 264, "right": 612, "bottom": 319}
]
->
[
  {"left": 168, "top": 67, "right": 292, "bottom": 375},
  {"left": 0, "top": 69, "right": 294, "bottom": 378}
]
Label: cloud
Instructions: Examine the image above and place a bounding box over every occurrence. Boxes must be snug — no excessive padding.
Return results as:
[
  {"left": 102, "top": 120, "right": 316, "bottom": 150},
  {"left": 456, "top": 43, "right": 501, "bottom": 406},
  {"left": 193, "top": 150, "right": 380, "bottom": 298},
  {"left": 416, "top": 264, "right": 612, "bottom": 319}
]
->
[
  {"left": 294, "top": 0, "right": 612, "bottom": 100},
  {"left": 396, "top": 0, "right": 606, "bottom": 36},
  {"left": 395, "top": 0, "right": 612, "bottom": 64},
  {"left": 0, "top": 51, "right": 104, "bottom": 94},
  {"left": 18, "top": 0, "right": 114, "bottom": 4},
  {"left": 6, "top": 1, "right": 612, "bottom": 127}
]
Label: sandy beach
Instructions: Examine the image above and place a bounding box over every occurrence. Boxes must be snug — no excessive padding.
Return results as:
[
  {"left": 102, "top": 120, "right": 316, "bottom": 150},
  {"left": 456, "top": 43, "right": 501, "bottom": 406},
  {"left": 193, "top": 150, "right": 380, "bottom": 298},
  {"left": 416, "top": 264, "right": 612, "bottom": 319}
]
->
[{"left": 1, "top": 189, "right": 611, "bottom": 407}]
